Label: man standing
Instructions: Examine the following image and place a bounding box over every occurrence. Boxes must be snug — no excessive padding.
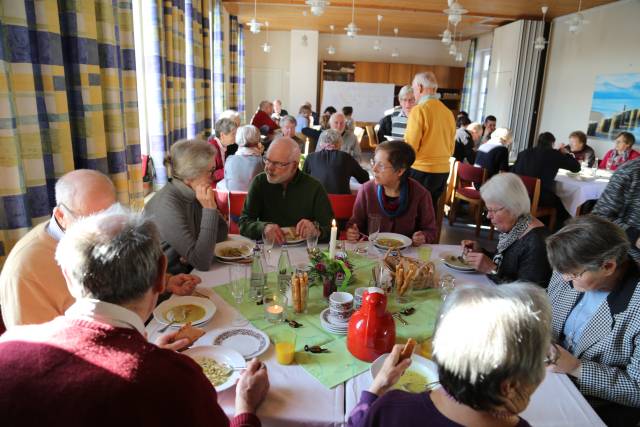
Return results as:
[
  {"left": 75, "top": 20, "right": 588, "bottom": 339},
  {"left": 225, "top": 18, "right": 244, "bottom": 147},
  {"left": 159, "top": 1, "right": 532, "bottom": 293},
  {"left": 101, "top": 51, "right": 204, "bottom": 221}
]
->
[
  {"left": 251, "top": 100, "right": 280, "bottom": 140},
  {"left": 404, "top": 71, "right": 455, "bottom": 205},
  {"left": 239, "top": 137, "right": 333, "bottom": 245},
  {"left": 376, "top": 85, "right": 416, "bottom": 143}
]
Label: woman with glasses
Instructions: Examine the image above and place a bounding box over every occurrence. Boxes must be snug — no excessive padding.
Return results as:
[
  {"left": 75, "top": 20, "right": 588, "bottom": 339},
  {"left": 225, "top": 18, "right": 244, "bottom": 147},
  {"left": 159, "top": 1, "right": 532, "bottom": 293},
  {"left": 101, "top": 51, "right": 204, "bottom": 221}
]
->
[
  {"left": 545, "top": 215, "right": 640, "bottom": 426},
  {"left": 144, "top": 139, "right": 228, "bottom": 274},
  {"left": 346, "top": 141, "right": 437, "bottom": 246},
  {"left": 461, "top": 173, "right": 551, "bottom": 287},
  {"left": 220, "top": 125, "right": 264, "bottom": 191},
  {"left": 302, "top": 129, "right": 369, "bottom": 195}
]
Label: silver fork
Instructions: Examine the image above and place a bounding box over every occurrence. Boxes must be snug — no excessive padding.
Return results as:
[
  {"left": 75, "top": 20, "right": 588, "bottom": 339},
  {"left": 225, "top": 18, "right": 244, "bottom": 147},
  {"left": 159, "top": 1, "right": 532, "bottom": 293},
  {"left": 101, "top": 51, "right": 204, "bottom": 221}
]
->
[{"left": 392, "top": 312, "right": 408, "bottom": 326}]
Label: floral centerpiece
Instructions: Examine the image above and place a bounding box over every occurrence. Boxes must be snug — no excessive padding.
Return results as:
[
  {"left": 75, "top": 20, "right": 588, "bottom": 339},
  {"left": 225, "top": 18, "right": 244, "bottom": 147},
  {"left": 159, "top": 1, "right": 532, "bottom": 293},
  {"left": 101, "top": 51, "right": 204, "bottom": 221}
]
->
[{"left": 308, "top": 249, "right": 353, "bottom": 298}]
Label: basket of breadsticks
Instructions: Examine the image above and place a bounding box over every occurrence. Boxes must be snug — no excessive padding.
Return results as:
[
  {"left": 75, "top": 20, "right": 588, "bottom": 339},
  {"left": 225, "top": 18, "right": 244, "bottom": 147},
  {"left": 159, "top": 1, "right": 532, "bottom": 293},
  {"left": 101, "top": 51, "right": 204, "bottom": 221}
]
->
[
  {"left": 383, "top": 250, "right": 437, "bottom": 294},
  {"left": 291, "top": 271, "right": 309, "bottom": 314}
]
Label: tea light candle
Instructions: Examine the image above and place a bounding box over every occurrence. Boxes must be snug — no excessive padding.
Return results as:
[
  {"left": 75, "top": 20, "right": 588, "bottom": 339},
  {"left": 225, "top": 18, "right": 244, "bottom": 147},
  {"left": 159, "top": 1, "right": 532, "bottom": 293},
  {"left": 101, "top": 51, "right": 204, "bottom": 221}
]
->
[
  {"left": 265, "top": 302, "right": 285, "bottom": 323},
  {"left": 329, "top": 219, "right": 337, "bottom": 259},
  {"left": 267, "top": 304, "right": 284, "bottom": 315}
]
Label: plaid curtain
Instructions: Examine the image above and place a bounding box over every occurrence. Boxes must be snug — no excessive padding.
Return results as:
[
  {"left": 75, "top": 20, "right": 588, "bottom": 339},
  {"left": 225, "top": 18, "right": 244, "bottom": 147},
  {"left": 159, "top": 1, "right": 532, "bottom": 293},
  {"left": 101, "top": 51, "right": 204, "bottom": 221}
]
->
[
  {"left": 0, "top": 0, "right": 142, "bottom": 264},
  {"left": 229, "top": 15, "right": 245, "bottom": 120},
  {"left": 138, "top": 0, "right": 212, "bottom": 186},
  {"left": 212, "top": 0, "right": 225, "bottom": 120},
  {"left": 460, "top": 38, "right": 476, "bottom": 113}
]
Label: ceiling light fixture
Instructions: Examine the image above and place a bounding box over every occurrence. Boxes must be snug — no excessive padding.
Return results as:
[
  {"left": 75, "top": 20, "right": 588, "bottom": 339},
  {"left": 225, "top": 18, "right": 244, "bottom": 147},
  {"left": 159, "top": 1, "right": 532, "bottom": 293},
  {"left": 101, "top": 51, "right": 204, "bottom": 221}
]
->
[
  {"left": 345, "top": 0, "right": 359, "bottom": 38},
  {"left": 567, "top": 0, "right": 589, "bottom": 34},
  {"left": 441, "top": 26, "right": 452, "bottom": 45},
  {"left": 306, "top": 0, "right": 330, "bottom": 16},
  {"left": 444, "top": 0, "right": 468, "bottom": 26},
  {"left": 534, "top": 6, "right": 548, "bottom": 51},
  {"left": 373, "top": 15, "right": 383, "bottom": 51},
  {"left": 248, "top": 0, "right": 262, "bottom": 34},
  {"left": 391, "top": 28, "right": 399, "bottom": 58},
  {"left": 262, "top": 21, "right": 272, "bottom": 53},
  {"left": 327, "top": 24, "right": 336, "bottom": 55},
  {"left": 448, "top": 21, "right": 459, "bottom": 56}
]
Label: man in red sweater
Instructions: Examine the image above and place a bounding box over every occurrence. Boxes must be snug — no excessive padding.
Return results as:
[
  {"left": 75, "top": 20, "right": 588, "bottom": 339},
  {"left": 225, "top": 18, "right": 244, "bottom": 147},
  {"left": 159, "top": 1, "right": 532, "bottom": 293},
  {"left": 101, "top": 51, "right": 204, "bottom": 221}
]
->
[
  {"left": 251, "top": 100, "right": 279, "bottom": 142},
  {"left": 0, "top": 208, "right": 269, "bottom": 426}
]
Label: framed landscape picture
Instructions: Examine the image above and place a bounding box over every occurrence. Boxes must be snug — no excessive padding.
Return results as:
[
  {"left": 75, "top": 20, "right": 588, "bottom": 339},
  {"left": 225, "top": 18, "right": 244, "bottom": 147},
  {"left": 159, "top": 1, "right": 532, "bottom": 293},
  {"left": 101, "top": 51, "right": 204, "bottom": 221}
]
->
[{"left": 587, "top": 72, "right": 640, "bottom": 141}]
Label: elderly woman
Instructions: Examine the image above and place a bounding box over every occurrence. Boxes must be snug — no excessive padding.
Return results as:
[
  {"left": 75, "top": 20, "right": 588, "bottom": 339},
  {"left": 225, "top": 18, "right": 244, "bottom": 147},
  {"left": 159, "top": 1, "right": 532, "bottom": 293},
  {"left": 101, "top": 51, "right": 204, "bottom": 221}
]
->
[
  {"left": 221, "top": 125, "right": 264, "bottom": 192},
  {"left": 349, "top": 282, "right": 552, "bottom": 427},
  {"left": 599, "top": 131, "right": 639, "bottom": 171},
  {"left": 144, "top": 139, "right": 228, "bottom": 274},
  {"left": 462, "top": 173, "right": 552, "bottom": 287},
  {"left": 207, "top": 117, "right": 239, "bottom": 186},
  {"left": 347, "top": 141, "right": 437, "bottom": 246},
  {"left": 545, "top": 215, "right": 640, "bottom": 426},
  {"left": 302, "top": 129, "right": 369, "bottom": 195},
  {"left": 474, "top": 127, "right": 512, "bottom": 178},
  {"left": 559, "top": 130, "right": 596, "bottom": 167}
]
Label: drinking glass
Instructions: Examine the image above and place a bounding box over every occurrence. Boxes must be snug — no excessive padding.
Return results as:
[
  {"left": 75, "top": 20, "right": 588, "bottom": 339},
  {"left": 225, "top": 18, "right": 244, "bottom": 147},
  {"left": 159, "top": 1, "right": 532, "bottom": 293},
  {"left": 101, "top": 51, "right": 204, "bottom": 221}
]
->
[
  {"left": 306, "top": 229, "right": 319, "bottom": 254},
  {"left": 263, "top": 291, "right": 287, "bottom": 323},
  {"left": 230, "top": 265, "right": 248, "bottom": 326},
  {"left": 368, "top": 214, "right": 382, "bottom": 257},
  {"left": 274, "top": 329, "right": 296, "bottom": 365},
  {"left": 439, "top": 274, "right": 456, "bottom": 300},
  {"left": 262, "top": 228, "right": 275, "bottom": 266}
]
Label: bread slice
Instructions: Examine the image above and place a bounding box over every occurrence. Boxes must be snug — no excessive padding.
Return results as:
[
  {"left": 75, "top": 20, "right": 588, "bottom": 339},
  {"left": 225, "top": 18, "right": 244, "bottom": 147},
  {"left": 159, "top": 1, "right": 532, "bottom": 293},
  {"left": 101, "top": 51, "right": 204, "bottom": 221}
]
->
[{"left": 174, "top": 322, "right": 205, "bottom": 349}]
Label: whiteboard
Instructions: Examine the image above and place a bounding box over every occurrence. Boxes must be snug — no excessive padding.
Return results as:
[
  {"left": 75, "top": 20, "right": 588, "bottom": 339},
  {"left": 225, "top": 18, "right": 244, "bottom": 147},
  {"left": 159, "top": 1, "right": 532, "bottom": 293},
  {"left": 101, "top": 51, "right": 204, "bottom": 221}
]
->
[{"left": 321, "top": 81, "right": 395, "bottom": 123}]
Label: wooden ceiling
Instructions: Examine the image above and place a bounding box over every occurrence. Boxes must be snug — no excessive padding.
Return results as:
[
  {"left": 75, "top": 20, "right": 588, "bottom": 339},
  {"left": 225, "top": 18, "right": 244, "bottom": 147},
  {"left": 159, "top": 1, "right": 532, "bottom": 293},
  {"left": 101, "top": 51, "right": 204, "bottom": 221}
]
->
[{"left": 222, "top": 0, "right": 616, "bottom": 39}]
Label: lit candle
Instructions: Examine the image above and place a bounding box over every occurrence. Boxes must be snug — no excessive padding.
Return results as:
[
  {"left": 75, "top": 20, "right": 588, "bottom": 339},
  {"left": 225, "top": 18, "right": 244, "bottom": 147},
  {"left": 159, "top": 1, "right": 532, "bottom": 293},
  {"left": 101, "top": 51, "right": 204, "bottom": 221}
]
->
[
  {"left": 266, "top": 304, "right": 284, "bottom": 315},
  {"left": 329, "top": 219, "right": 337, "bottom": 259},
  {"left": 304, "top": 138, "right": 310, "bottom": 156}
]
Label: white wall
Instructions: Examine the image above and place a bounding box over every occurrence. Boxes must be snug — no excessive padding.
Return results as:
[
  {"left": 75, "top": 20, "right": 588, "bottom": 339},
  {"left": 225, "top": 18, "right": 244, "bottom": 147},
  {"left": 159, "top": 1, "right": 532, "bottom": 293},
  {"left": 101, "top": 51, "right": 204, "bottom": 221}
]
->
[
  {"left": 318, "top": 34, "right": 469, "bottom": 66},
  {"left": 289, "top": 30, "right": 319, "bottom": 111},
  {"left": 538, "top": 0, "right": 640, "bottom": 157}
]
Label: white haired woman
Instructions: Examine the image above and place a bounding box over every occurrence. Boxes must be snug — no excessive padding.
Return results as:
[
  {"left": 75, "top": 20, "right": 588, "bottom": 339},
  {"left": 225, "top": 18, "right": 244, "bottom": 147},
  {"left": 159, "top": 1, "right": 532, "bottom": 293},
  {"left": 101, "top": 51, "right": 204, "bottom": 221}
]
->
[
  {"left": 546, "top": 215, "right": 640, "bottom": 426},
  {"left": 221, "top": 125, "right": 264, "bottom": 192},
  {"left": 144, "top": 139, "right": 228, "bottom": 274},
  {"left": 207, "top": 117, "right": 239, "bottom": 186},
  {"left": 348, "top": 282, "right": 552, "bottom": 427},
  {"left": 474, "top": 127, "right": 512, "bottom": 178},
  {"left": 462, "top": 173, "right": 552, "bottom": 287}
]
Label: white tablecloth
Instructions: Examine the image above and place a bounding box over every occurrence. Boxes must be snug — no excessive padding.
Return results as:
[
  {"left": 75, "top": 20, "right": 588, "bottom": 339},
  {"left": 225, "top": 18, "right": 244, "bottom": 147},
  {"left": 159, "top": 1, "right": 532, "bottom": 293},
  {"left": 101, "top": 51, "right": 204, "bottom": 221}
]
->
[
  {"left": 554, "top": 169, "right": 611, "bottom": 216},
  {"left": 147, "top": 243, "right": 604, "bottom": 427}
]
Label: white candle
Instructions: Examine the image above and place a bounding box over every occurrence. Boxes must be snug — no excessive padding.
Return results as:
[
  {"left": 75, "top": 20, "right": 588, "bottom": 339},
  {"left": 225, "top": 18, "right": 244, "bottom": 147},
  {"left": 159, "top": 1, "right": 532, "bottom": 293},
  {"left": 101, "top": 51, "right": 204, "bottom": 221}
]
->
[
  {"left": 266, "top": 304, "right": 284, "bottom": 315},
  {"left": 329, "top": 219, "right": 337, "bottom": 259},
  {"left": 304, "top": 138, "right": 310, "bottom": 156}
]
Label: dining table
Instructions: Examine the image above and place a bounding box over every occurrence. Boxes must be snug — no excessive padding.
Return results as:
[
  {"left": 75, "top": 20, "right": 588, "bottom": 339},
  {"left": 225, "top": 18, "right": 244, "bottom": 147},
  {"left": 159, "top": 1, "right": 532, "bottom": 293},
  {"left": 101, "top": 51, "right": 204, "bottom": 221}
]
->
[
  {"left": 554, "top": 169, "right": 612, "bottom": 216},
  {"left": 146, "top": 242, "right": 605, "bottom": 427}
]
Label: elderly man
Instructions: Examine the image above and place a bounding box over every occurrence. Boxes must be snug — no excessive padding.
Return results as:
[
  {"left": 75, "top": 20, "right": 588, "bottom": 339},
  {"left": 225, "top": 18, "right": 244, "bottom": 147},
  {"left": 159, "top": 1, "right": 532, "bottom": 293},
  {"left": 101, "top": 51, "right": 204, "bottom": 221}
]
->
[
  {"left": 275, "top": 115, "right": 304, "bottom": 148},
  {"left": 239, "top": 137, "right": 333, "bottom": 245},
  {"left": 317, "top": 112, "right": 361, "bottom": 161},
  {"left": 251, "top": 100, "right": 279, "bottom": 140},
  {"left": 376, "top": 85, "right": 416, "bottom": 143},
  {"left": 404, "top": 71, "right": 456, "bottom": 205},
  {"left": 0, "top": 170, "right": 199, "bottom": 329},
  {"left": 271, "top": 98, "right": 288, "bottom": 122},
  {"left": 0, "top": 209, "right": 269, "bottom": 425}
]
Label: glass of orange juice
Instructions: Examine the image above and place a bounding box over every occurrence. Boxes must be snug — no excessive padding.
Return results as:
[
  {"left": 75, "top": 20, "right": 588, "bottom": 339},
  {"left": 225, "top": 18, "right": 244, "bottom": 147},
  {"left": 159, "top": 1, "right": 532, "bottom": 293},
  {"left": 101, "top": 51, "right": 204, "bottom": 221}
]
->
[
  {"left": 420, "top": 337, "right": 433, "bottom": 359},
  {"left": 274, "top": 329, "right": 296, "bottom": 365}
]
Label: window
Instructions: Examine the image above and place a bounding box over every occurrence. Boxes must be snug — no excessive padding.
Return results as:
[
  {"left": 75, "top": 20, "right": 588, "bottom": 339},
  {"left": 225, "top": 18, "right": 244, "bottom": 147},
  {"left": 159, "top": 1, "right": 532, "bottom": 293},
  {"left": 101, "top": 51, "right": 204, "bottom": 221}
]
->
[{"left": 469, "top": 48, "right": 491, "bottom": 123}]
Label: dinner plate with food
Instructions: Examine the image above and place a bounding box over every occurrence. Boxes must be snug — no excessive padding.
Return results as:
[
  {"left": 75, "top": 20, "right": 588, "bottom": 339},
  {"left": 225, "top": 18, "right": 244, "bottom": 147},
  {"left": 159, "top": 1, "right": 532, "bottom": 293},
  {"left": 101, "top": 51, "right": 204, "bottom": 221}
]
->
[
  {"left": 183, "top": 345, "right": 246, "bottom": 392},
  {"left": 212, "top": 327, "right": 270, "bottom": 359},
  {"left": 215, "top": 236, "right": 255, "bottom": 261},
  {"left": 281, "top": 227, "right": 305, "bottom": 245},
  {"left": 153, "top": 296, "right": 216, "bottom": 327},
  {"left": 440, "top": 252, "right": 476, "bottom": 272},
  {"left": 371, "top": 351, "right": 439, "bottom": 393},
  {"left": 373, "top": 232, "right": 412, "bottom": 251}
]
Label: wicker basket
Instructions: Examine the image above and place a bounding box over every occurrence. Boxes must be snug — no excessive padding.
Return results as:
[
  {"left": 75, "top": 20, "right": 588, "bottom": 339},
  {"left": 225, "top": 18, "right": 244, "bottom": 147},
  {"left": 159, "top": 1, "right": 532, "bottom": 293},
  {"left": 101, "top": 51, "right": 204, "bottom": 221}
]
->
[{"left": 383, "top": 250, "right": 437, "bottom": 291}]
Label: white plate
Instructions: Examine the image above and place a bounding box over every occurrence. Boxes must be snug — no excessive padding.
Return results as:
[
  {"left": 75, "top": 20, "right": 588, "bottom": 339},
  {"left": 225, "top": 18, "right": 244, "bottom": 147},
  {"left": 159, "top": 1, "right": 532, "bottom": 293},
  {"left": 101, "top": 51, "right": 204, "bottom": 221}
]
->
[
  {"left": 281, "top": 227, "right": 305, "bottom": 245},
  {"left": 373, "top": 232, "right": 412, "bottom": 251},
  {"left": 440, "top": 252, "right": 476, "bottom": 272},
  {"left": 212, "top": 327, "right": 270, "bottom": 359},
  {"left": 215, "top": 238, "right": 255, "bottom": 261},
  {"left": 384, "top": 135, "right": 404, "bottom": 141},
  {"left": 577, "top": 175, "right": 597, "bottom": 182},
  {"left": 370, "top": 352, "right": 440, "bottom": 393},
  {"left": 183, "top": 345, "right": 245, "bottom": 392},
  {"left": 153, "top": 296, "right": 216, "bottom": 327}
]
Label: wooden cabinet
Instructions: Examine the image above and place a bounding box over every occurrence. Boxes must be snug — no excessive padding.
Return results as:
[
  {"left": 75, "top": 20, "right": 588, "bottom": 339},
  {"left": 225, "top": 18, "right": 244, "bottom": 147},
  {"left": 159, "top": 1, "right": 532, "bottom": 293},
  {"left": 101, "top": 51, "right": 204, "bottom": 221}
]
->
[
  {"left": 354, "top": 62, "right": 390, "bottom": 83},
  {"left": 411, "top": 64, "right": 434, "bottom": 77},
  {"left": 388, "top": 63, "right": 413, "bottom": 86}
]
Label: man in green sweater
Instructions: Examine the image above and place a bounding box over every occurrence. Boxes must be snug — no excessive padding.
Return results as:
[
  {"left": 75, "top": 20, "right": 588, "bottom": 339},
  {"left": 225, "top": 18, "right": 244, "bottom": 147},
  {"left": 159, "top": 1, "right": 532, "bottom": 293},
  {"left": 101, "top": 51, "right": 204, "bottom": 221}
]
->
[{"left": 239, "top": 137, "right": 334, "bottom": 244}]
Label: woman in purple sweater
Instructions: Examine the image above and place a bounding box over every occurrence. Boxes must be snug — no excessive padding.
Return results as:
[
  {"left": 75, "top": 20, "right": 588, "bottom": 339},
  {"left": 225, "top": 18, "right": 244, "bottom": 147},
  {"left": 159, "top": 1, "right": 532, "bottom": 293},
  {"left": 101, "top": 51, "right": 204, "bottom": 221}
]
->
[
  {"left": 346, "top": 141, "right": 437, "bottom": 245},
  {"left": 348, "top": 282, "right": 552, "bottom": 427}
]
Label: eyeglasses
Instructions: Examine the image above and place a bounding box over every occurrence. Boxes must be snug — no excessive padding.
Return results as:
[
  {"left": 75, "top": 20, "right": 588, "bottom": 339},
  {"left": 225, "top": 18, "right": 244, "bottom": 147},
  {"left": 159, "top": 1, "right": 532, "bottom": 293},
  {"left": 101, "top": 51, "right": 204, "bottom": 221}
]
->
[
  {"left": 57, "top": 202, "right": 80, "bottom": 218},
  {"left": 263, "top": 156, "right": 293, "bottom": 169},
  {"left": 561, "top": 269, "right": 589, "bottom": 281},
  {"left": 370, "top": 159, "right": 392, "bottom": 172},
  {"left": 486, "top": 206, "right": 506, "bottom": 215}
]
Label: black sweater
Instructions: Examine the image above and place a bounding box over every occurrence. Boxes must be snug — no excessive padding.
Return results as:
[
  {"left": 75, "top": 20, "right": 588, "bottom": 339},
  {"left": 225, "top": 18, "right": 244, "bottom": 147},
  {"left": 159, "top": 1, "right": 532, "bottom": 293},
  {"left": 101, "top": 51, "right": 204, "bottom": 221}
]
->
[
  {"left": 302, "top": 150, "right": 369, "bottom": 194},
  {"left": 511, "top": 147, "right": 580, "bottom": 193}
]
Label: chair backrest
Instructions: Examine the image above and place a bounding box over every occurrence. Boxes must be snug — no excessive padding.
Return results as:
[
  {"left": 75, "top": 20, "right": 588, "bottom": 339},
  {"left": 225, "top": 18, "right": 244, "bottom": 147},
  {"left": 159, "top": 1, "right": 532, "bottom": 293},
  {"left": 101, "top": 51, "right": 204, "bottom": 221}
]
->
[
  {"left": 365, "top": 125, "right": 378, "bottom": 149},
  {"left": 213, "top": 189, "right": 229, "bottom": 217},
  {"left": 456, "top": 162, "right": 486, "bottom": 186},
  {"left": 516, "top": 174, "right": 541, "bottom": 216},
  {"left": 214, "top": 189, "right": 247, "bottom": 234},
  {"left": 354, "top": 126, "right": 365, "bottom": 143},
  {"left": 328, "top": 193, "right": 357, "bottom": 221}
]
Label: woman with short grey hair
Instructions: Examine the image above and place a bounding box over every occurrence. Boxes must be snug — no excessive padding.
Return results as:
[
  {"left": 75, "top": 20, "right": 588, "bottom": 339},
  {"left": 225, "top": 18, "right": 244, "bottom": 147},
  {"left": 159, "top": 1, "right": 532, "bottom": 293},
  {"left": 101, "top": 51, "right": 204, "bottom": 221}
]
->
[
  {"left": 144, "top": 139, "right": 228, "bottom": 274},
  {"left": 348, "top": 282, "right": 551, "bottom": 427},
  {"left": 461, "top": 173, "right": 551, "bottom": 287},
  {"left": 220, "top": 125, "right": 265, "bottom": 192},
  {"left": 207, "top": 117, "right": 239, "bottom": 185},
  {"left": 545, "top": 215, "right": 640, "bottom": 426}
]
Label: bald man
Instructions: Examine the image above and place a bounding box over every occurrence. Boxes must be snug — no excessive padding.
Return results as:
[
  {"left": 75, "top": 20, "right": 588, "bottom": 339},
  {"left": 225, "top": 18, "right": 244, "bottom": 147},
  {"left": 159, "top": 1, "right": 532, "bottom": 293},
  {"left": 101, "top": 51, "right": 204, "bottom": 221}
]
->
[{"left": 239, "top": 137, "right": 334, "bottom": 245}]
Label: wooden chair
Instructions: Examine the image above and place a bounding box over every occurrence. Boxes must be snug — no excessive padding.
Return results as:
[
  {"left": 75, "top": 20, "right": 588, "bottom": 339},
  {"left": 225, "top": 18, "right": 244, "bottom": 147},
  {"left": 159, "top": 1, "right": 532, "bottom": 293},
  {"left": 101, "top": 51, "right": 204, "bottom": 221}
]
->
[
  {"left": 517, "top": 175, "right": 557, "bottom": 231},
  {"left": 213, "top": 189, "right": 247, "bottom": 234},
  {"left": 328, "top": 193, "right": 357, "bottom": 239},
  {"left": 354, "top": 126, "right": 365, "bottom": 144},
  {"left": 365, "top": 125, "right": 378, "bottom": 149},
  {"left": 448, "top": 161, "right": 487, "bottom": 237}
]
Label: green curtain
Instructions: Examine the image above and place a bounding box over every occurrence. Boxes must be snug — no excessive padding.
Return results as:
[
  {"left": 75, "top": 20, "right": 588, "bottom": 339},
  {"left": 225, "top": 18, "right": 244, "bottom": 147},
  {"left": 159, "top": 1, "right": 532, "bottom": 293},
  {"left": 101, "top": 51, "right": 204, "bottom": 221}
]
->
[
  {"left": 460, "top": 38, "right": 477, "bottom": 113},
  {"left": 0, "top": 0, "right": 143, "bottom": 265}
]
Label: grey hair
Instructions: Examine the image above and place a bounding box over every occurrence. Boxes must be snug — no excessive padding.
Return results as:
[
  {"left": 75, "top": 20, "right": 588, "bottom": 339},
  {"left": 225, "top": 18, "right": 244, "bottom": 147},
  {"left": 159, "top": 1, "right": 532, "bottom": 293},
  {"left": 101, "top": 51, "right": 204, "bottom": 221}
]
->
[
  {"left": 214, "top": 117, "right": 238, "bottom": 137},
  {"left": 220, "top": 109, "right": 241, "bottom": 123},
  {"left": 235, "top": 124, "right": 261, "bottom": 147},
  {"left": 55, "top": 169, "right": 115, "bottom": 208},
  {"left": 55, "top": 206, "right": 163, "bottom": 304},
  {"left": 434, "top": 282, "right": 552, "bottom": 411},
  {"left": 467, "top": 122, "right": 483, "bottom": 134},
  {"left": 259, "top": 100, "right": 272, "bottom": 111},
  {"left": 279, "top": 115, "right": 297, "bottom": 127},
  {"left": 480, "top": 173, "right": 530, "bottom": 217},
  {"left": 546, "top": 215, "right": 630, "bottom": 273},
  {"left": 329, "top": 112, "right": 345, "bottom": 124},
  {"left": 397, "top": 85, "right": 414, "bottom": 101},
  {"left": 268, "top": 136, "right": 301, "bottom": 162},
  {"left": 490, "top": 128, "right": 513, "bottom": 145},
  {"left": 318, "top": 129, "right": 343, "bottom": 149},
  {"left": 167, "top": 139, "right": 216, "bottom": 181},
  {"left": 413, "top": 71, "right": 438, "bottom": 90}
]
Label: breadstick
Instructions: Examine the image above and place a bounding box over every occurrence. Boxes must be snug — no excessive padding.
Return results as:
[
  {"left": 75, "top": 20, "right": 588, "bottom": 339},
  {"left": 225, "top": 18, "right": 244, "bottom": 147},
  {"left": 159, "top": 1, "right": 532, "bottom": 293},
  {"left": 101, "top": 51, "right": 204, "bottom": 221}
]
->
[
  {"left": 398, "top": 338, "right": 416, "bottom": 363},
  {"left": 300, "top": 273, "right": 308, "bottom": 312},
  {"left": 292, "top": 275, "right": 301, "bottom": 313},
  {"left": 396, "top": 264, "right": 404, "bottom": 292},
  {"left": 401, "top": 265, "right": 416, "bottom": 296}
]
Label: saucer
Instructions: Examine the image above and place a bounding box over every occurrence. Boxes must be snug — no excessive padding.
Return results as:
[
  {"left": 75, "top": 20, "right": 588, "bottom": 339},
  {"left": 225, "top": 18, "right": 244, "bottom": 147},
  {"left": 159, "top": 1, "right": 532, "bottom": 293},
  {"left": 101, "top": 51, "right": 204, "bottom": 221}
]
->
[{"left": 320, "top": 308, "right": 350, "bottom": 334}]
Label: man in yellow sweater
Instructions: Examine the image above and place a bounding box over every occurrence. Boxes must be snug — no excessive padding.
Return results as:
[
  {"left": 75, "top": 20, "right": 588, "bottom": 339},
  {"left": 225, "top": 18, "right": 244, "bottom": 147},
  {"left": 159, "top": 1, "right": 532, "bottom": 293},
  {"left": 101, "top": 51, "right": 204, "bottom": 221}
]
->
[{"left": 404, "top": 71, "right": 456, "bottom": 205}]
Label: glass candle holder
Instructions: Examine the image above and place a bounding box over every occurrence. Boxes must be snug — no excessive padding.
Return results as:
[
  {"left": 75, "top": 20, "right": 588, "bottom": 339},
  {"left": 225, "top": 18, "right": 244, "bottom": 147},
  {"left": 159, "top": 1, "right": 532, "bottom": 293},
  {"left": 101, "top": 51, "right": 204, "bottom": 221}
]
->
[{"left": 264, "top": 292, "right": 287, "bottom": 323}]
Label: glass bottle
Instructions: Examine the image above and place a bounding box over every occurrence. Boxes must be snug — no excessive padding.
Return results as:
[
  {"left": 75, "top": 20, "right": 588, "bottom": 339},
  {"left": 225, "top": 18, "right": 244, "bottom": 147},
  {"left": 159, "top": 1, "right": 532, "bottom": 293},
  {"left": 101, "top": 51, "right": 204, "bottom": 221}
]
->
[
  {"left": 250, "top": 247, "right": 265, "bottom": 302},
  {"left": 277, "top": 248, "right": 291, "bottom": 294}
]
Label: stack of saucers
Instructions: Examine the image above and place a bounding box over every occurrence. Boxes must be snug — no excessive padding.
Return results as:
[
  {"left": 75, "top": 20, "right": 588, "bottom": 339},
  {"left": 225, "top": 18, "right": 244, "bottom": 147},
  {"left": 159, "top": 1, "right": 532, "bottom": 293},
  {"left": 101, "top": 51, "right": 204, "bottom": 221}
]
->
[
  {"left": 320, "top": 308, "right": 350, "bottom": 335},
  {"left": 319, "top": 292, "right": 354, "bottom": 335}
]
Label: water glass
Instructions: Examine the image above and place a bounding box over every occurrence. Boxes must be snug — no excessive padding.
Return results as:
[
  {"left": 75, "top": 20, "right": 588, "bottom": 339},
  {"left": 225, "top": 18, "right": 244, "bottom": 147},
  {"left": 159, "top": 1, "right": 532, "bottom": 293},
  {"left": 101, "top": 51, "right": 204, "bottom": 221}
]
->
[
  {"left": 230, "top": 265, "right": 248, "bottom": 326},
  {"left": 368, "top": 214, "right": 381, "bottom": 241},
  {"left": 439, "top": 274, "right": 456, "bottom": 300},
  {"left": 262, "top": 229, "right": 274, "bottom": 266},
  {"left": 306, "top": 230, "right": 319, "bottom": 254}
]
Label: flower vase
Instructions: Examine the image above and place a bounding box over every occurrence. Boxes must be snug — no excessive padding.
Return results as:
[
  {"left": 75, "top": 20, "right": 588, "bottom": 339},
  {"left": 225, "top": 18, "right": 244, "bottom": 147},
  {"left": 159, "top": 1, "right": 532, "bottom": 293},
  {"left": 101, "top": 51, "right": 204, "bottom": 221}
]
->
[{"left": 323, "top": 277, "right": 337, "bottom": 299}]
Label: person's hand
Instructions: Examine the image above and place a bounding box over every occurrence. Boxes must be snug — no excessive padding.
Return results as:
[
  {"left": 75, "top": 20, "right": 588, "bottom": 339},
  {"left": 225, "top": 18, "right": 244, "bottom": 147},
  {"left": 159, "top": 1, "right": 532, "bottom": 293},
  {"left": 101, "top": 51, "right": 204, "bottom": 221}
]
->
[
  {"left": 195, "top": 183, "right": 217, "bottom": 210},
  {"left": 296, "top": 219, "right": 317, "bottom": 239},
  {"left": 369, "top": 344, "right": 412, "bottom": 396},
  {"left": 166, "top": 274, "right": 201, "bottom": 296},
  {"left": 346, "top": 224, "right": 360, "bottom": 243},
  {"left": 264, "top": 223, "right": 285, "bottom": 245},
  {"left": 411, "top": 231, "right": 426, "bottom": 247},
  {"left": 548, "top": 344, "right": 581, "bottom": 377},
  {"left": 460, "top": 240, "right": 480, "bottom": 254},
  {"left": 464, "top": 252, "right": 496, "bottom": 274},
  {"left": 235, "top": 358, "right": 270, "bottom": 415},
  {"left": 155, "top": 331, "right": 190, "bottom": 352}
]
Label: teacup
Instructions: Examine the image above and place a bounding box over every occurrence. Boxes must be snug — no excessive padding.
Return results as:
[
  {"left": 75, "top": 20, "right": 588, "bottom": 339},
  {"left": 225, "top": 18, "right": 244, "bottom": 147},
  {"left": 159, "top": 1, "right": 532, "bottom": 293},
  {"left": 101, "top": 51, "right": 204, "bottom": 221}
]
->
[{"left": 329, "top": 291, "right": 354, "bottom": 313}]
